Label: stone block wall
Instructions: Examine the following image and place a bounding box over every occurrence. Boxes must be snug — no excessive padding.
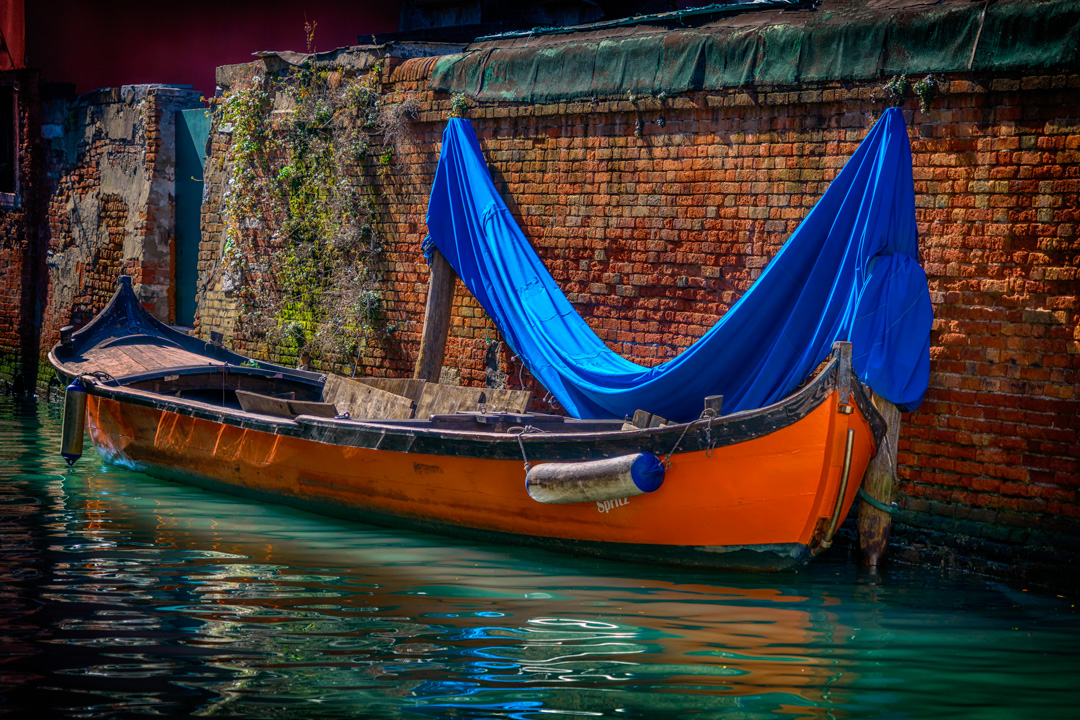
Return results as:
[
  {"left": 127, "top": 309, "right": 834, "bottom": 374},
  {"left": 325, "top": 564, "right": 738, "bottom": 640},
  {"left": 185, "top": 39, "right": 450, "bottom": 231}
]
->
[{"left": 197, "top": 53, "right": 1079, "bottom": 585}]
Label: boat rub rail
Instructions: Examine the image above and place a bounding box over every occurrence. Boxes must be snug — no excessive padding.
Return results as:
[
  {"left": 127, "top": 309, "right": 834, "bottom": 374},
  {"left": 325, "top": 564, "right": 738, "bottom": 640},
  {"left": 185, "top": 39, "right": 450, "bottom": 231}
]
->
[{"left": 58, "top": 350, "right": 885, "bottom": 464}]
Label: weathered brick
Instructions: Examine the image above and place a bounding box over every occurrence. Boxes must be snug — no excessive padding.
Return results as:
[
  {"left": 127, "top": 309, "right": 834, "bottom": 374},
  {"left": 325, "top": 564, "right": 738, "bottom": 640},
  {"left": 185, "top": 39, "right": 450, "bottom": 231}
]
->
[{"left": 7, "top": 52, "right": 1075, "bottom": 583}]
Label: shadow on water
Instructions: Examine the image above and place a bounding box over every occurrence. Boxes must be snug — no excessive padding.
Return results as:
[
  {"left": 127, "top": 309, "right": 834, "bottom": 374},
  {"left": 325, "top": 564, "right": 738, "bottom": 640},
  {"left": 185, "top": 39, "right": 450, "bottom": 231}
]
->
[{"left": 1, "top": 399, "right": 1078, "bottom": 719}]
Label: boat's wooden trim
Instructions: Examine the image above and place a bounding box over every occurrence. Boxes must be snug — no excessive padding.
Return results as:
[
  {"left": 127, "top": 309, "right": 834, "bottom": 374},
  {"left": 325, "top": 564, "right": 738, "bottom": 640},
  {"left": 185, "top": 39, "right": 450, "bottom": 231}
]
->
[{"left": 54, "top": 349, "right": 873, "bottom": 464}]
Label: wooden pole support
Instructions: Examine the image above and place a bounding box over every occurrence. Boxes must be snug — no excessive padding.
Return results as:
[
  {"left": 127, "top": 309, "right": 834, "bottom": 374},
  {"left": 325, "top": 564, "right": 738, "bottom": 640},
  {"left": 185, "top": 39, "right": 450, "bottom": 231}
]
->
[
  {"left": 859, "top": 392, "right": 902, "bottom": 568},
  {"left": 413, "top": 248, "right": 456, "bottom": 382}
]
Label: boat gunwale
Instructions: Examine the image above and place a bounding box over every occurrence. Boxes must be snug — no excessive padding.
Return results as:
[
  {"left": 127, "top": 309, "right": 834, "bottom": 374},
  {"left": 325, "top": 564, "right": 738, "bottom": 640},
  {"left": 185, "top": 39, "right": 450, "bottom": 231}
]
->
[
  {"left": 51, "top": 343, "right": 885, "bottom": 463},
  {"left": 47, "top": 275, "right": 885, "bottom": 463}
]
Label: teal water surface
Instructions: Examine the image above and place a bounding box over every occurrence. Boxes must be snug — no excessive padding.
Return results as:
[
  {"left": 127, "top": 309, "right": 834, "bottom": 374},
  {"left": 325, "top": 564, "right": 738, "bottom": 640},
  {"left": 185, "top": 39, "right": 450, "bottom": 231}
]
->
[{"left": 1, "top": 399, "right": 1077, "bottom": 719}]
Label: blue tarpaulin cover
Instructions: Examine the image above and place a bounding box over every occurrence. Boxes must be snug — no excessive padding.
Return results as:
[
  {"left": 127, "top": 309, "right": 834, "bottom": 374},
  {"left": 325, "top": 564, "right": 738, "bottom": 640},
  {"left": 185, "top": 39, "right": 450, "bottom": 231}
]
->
[{"left": 424, "top": 107, "right": 932, "bottom": 422}]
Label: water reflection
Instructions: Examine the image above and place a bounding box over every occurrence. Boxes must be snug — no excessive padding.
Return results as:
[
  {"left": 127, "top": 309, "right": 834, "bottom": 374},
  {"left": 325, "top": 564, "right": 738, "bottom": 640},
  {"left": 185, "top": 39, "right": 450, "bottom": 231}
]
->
[{"left": 0, "top": 399, "right": 1077, "bottom": 719}]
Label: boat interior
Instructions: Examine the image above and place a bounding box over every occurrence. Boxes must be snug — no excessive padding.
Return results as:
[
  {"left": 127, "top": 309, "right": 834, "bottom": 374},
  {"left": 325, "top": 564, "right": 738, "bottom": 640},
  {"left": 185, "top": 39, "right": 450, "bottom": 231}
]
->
[
  {"left": 50, "top": 277, "right": 834, "bottom": 437},
  {"left": 53, "top": 327, "right": 640, "bottom": 434},
  {"left": 125, "top": 361, "right": 634, "bottom": 433}
]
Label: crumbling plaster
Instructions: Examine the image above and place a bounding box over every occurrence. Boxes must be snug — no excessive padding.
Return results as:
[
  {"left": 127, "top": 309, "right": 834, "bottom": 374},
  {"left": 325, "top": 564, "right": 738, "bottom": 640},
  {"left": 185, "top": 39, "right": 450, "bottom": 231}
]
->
[{"left": 44, "top": 85, "right": 201, "bottom": 328}]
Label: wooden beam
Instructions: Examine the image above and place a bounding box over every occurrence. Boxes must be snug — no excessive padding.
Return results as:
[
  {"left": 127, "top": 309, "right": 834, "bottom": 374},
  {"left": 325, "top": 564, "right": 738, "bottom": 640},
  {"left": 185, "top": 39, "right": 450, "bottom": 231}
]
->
[
  {"left": 413, "top": 248, "right": 456, "bottom": 382},
  {"left": 859, "top": 392, "right": 902, "bottom": 568}
]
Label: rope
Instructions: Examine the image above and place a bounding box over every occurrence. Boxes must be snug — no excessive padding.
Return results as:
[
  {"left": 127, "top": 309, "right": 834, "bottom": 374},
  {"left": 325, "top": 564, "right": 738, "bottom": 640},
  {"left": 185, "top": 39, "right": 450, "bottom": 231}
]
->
[
  {"left": 507, "top": 424, "right": 543, "bottom": 473},
  {"left": 661, "top": 408, "right": 722, "bottom": 468},
  {"left": 858, "top": 487, "right": 897, "bottom": 514},
  {"left": 516, "top": 433, "right": 530, "bottom": 472},
  {"left": 80, "top": 371, "right": 118, "bottom": 386},
  {"left": 662, "top": 418, "right": 700, "bottom": 469},
  {"left": 421, "top": 234, "right": 436, "bottom": 264},
  {"left": 542, "top": 391, "right": 561, "bottom": 412}
]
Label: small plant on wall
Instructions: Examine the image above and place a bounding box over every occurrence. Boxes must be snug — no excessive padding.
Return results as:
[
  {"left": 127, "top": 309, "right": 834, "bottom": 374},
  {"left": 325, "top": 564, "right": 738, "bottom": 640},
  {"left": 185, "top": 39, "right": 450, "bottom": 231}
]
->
[
  {"left": 912, "top": 74, "right": 938, "bottom": 113},
  {"left": 883, "top": 74, "right": 909, "bottom": 106},
  {"left": 868, "top": 73, "right": 937, "bottom": 127},
  {"left": 214, "top": 58, "right": 406, "bottom": 374},
  {"left": 448, "top": 92, "right": 468, "bottom": 119}
]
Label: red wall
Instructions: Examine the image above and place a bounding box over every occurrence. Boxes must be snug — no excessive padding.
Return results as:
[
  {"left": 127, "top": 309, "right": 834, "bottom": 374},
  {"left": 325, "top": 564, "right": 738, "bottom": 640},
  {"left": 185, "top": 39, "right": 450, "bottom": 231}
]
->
[
  {"left": 0, "top": 0, "right": 25, "bottom": 70},
  {"left": 25, "top": 0, "right": 400, "bottom": 96}
]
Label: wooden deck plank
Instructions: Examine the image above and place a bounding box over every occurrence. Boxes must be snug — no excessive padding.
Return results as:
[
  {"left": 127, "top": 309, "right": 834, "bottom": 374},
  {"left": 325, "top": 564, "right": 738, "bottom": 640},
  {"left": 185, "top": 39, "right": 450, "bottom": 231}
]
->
[
  {"left": 67, "top": 348, "right": 146, "bottom": 378},
  {"left": 124, "top": 344, "right": 222, "bottom": 372},
  {"left": 236, "top": 390, "right": 293, "bottom": 418},
  {"left": 116, "top": 346, "right": 152, "bottom": 372},
  {"left": 70, "top": 343, "right": 226, "bottom": 380},
  {"left": 483, "top": 388, "right": 532, "bottom": 413},
  {"left": 355, "top": 377, "right": 427, "bottom": 404},
  {"left": 413, "top": 384, "right": 487, "bottom": 419},
  {"left": 287, "top": 399, "right": 339, "bottom": 418},
  {"left": 413, "top": 384, "right": 532, "bottom": 419},
  {"left": 323, "top": 375, "right": 415, "bottom": 420}
]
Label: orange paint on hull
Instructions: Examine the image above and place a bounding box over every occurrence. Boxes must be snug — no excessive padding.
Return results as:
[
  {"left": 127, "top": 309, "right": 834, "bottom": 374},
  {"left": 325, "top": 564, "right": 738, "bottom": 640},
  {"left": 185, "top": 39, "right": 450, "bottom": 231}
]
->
[{"left": 86, "top": 387, "right": 875, "bottom": 562}]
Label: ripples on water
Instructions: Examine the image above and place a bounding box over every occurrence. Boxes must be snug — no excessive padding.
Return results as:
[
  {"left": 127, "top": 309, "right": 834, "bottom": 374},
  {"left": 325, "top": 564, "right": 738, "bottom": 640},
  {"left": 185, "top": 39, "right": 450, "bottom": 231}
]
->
[{"left": 0, "top": 399, "right": 1077, "bottom": 719}]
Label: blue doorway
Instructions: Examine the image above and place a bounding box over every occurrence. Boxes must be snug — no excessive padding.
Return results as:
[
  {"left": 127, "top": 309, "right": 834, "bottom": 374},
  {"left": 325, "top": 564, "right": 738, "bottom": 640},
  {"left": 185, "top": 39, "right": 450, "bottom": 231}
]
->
[{"left": 175, "top": 108, "right": 210, "bottom": 327}]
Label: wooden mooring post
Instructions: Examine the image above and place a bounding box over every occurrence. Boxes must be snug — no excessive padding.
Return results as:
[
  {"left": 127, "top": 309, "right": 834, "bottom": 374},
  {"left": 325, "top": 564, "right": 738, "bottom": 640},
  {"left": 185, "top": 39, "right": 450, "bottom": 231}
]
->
[
  {"left": 413, "top": 248, "right": 456, "bottom": 382},
  {"left": 859, "top": 393, "right": 902, "bottom": 567}
]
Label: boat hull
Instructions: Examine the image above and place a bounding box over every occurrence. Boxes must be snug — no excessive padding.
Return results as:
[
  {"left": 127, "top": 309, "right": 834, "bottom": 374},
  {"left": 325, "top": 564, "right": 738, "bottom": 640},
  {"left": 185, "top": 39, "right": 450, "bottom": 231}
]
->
[{"left": 84, "top": 382, "right": 876, "bottom": 571}]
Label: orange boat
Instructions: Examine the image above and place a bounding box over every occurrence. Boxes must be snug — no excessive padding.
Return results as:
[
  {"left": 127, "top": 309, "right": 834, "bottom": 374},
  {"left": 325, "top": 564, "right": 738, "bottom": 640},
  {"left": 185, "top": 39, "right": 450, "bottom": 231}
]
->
[{"left": 49, "top": 277, "right": 884, "bottom": 571}]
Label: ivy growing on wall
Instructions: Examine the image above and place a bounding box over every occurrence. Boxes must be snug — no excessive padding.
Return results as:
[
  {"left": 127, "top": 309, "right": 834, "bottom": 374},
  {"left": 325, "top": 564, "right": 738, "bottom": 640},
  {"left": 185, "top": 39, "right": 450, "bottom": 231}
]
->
[{"left": 214, "top": 60, "right": 411, "bottom": 372}]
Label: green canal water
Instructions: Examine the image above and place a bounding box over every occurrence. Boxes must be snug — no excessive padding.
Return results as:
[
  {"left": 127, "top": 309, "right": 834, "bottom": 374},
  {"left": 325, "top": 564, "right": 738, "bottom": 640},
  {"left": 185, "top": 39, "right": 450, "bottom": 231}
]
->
[{"left": 1, "top": 399, "right": 1078, "bottom": 719}]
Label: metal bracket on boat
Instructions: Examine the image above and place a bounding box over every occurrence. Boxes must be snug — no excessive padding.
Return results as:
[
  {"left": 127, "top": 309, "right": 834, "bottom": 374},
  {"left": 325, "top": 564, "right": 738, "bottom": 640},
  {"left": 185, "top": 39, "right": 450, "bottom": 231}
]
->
[
  {"left": 821, "top": 427, "right": 856, "bottom": 549},
  {"left": 834, "top": 341, "right": 853, "bottom": 405}
]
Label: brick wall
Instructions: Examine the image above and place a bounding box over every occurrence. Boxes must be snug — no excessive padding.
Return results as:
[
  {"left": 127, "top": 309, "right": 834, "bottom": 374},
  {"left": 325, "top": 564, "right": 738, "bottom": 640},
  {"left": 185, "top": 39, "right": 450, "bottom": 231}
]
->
[
  {"left": 36, "top": 84, "right": 202, "bottom": 390},
  {"left": 196, "top": 56, "right": 431, "bottom": 378},
  {"left": 892, "top": 78, "right": 1080, "bottom": 583},
  {"left": 0, "top": 70, "right": 43, "bottom": 397},
  {"left": 196, "top": 57, "right": 1079, "bottom": 585}
]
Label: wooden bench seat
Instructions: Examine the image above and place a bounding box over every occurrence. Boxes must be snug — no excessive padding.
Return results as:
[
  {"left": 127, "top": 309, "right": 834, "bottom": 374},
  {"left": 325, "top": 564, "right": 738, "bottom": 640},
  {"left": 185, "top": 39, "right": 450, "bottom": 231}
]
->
[{"left": 236, "top": 390, "right": 338, "bottom": 419}]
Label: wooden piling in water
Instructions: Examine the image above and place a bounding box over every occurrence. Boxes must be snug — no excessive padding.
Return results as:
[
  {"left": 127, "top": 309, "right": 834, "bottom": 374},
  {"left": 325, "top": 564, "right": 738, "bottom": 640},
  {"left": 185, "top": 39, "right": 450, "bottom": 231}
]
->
[
  {"left": 413, "top": 248, "right": 456, "bottom": 382},
  {"left": 859, "top": 393, "right": 901, "bottom": 567}
]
